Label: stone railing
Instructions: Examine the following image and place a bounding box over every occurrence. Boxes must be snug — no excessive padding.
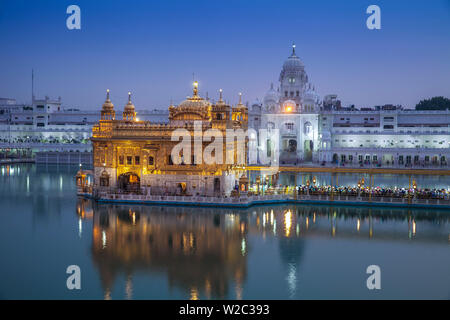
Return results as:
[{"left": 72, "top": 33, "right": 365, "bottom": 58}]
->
[
  {"left": 91, "top": 190, "right": 450, "bottom": 207},
  {"left": 296, "top": 194, "right": 450, "bottom": 206}
]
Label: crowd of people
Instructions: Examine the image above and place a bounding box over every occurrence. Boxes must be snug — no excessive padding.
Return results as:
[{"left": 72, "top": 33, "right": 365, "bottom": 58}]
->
[
  {"left": 253, "top": 184, "right": 449, "bottom": 200},
  {"left": 294, "top": 185, "right": 449, "bottom": 200},
  {"left": 0, "top": 137, "right": 89, "bottom": 144}
]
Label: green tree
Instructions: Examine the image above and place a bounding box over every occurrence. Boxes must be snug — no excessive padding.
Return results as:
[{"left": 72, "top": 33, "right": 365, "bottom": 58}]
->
[{"left": 415, "top": 96, "right": 450, "bottom": 110}]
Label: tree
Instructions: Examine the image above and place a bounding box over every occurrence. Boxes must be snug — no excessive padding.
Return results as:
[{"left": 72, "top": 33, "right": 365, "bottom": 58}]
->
[{"left": 415, "top": 96, "right": 450, "bottom": 110}]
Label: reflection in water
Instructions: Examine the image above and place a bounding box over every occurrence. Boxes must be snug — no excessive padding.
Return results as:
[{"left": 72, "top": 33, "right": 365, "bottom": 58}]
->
[
  {"left": 80, "top": 200, "right": 248, "bottom": 299},
  {"left": 76, "top": 198, "right": 450, "bottom": 300},
  {"left": 1, "top": 164, "right": 448, "bottom": 299}
]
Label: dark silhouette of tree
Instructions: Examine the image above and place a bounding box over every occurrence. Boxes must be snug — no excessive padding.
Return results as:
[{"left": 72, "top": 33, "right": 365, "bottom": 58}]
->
[{"left": 415, "top": 96, "right": 450, "bottom": 110}]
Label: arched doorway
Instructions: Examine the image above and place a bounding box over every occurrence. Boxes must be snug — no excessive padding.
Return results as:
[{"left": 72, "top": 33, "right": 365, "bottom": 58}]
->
[
  {"left": 304, "top": 140, "right": 313, "bottom": 161},
  {"left": 214, "top": 178, "right": 221, "bottom": 193},
  {"left": 332, "top": 154, "right": 338, "bottom": 164},
  {"left": 118, "top": 172, "right": 140, "bottom": 192}
]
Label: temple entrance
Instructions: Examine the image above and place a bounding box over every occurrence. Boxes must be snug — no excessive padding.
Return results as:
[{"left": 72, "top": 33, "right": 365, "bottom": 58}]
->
[
  {"left": 304, "top": 140, "right": 313, "bottom": 161},
  {"left": 118, "top": 172, "right": 140, "bottom": 192},
  {"left": 214, "top": 178, "right": 220, "bottom": 193}
]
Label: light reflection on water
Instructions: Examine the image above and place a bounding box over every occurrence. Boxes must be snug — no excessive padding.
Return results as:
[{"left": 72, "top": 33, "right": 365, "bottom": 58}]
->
[{"left": 0, "top": 164, "right": 449, "bottom": 300}]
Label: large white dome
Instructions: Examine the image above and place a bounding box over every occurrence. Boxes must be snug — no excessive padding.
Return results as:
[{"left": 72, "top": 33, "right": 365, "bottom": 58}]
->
[
  {"left": 282, "top": 45, "right": 304, "bottom": 71},
  {"left": 282, "top": 54, "right": 304, "bottom": 70}
]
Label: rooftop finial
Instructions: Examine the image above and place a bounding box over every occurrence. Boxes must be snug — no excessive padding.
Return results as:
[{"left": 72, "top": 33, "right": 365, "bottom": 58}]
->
[
  {"left": 238, "top": 92, "right": 242, "bottom": 105},
  {"left": 292, "top": 43, "right": 296, "bottom": 56},
  {"left": 106, "top": 89, "right": 110, "bottom": 101},
  {"left": 128, "top": 91, "right": 131, "bottom": 103},
  {"left": 219, "top": 88, "right": 223, "bottom": 102},
  {"left": 193, "top": 81, "right": 198, "bottom": 97}
]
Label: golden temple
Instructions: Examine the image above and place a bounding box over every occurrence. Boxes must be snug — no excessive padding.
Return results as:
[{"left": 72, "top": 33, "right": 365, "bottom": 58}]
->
[{"left": 90, "top": 82, "right": 249, "bottom": 196}]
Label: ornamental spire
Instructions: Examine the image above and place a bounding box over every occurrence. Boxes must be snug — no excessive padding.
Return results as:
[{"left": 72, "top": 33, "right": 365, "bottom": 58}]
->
[
  {"left": 238, "top": 92, "right": 242, "bottom": 105},
  {"left": 106, "top": 89, "right": 110, "bottom": 101},
  {"left": 128, "top": 91, "right": 132, "bottom": 103},
  {"left": 193, "top": 81, "right": 199, "bottom": 97},
  {"left": 219, "top": 88, "right": 223, "bottom": 102},
  {"left": 292, "top": 43, "right": 296, "bottom": 56}
]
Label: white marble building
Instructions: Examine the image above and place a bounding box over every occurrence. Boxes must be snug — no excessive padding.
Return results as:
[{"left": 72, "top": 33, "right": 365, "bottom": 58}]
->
[
  {"left": 255, "top": 45, "right": 321, "bottom": 164},
  {"left": 250, "top": 45, "right": 450, "bottom": 168}
]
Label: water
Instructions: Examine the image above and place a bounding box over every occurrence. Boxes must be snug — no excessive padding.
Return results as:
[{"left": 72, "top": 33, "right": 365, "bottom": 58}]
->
[{"left": 0, "top": 164, "right": 449, "bottom": 299}]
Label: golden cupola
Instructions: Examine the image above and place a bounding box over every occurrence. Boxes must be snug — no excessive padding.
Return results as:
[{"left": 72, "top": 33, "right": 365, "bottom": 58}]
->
[
  {"left": 169, "top": 81, "right": 211, "bottom": 122},
  {"left": 232, "top": 92, "right": 248, "bottom": 127},
  {"left": 101, "top": 89, "right": 115, "bottom": 120},
  {"left": 211, "top": 88, "right": 231, "bottom": 122},
  {"left": 123, "top": 92, "right": 136, "bottom": 121}
]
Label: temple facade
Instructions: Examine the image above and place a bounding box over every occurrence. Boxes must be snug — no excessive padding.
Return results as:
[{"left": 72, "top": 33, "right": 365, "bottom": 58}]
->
[
  {"left": 248, "top": 45, "right": 450, "bottom": 167},
  {"left": 249, "top": 45, "right": 321, "bottom": 165},
  {"left": 91, "top": 83, "right": 249, "bottom": 196}
]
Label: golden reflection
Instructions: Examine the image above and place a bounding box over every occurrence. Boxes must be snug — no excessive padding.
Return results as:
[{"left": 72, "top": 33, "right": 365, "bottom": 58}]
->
[
  {"left": 240, "top": 222, "right": 246, "bottom": 234},
  {"left": 190, "top": 287, "right": 199, "bottom": 300},
  {"left": 284, "top": 210, "right": 292, "bottom": 237},
  {"left": 90, "top": 204, "right": 248, "bottom": 299},
  {"left": 205, "top": 280, "right": 211, "bottom": 299},
  {"left": 78, "top": 199, "right": 449, "bottom": 299}
]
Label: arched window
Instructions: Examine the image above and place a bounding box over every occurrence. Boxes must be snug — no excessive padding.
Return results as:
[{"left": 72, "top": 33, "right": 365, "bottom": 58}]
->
[{"left": 304, "top": 122, "right": 312, "bottom": 136}]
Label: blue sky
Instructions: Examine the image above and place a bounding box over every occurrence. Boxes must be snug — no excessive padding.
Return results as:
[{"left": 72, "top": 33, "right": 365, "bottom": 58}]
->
[{"left": 0, "top": 0, "right": 449, "bottom": 110}]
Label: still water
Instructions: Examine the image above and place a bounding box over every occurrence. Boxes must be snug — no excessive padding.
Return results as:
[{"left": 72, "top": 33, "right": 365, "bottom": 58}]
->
[{"left": 0, "top": 164, "right": 449, "bottom": 299}]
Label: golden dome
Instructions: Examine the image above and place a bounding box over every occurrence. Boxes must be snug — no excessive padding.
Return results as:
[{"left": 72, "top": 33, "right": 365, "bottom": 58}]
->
[
  {"left": 169, "top": 81, "right": 211, "bottom": 121},
  {"left": 101, "top": 89, "right": 115, "bottom": 120},
  {"left": 102, "top": 89, "right": 114, "bottom": 111},
  {"left": 123, "top": 92, "right": 136, "bottom": 121},
  {"left": 215, "top": 88, "right": 227, "bottom": 106},
  {"left": 178, "top": 81, "right": 210, "bottom": 109},
  {"left": 124, "top": 92, "right": 135, "bottom": 112}
]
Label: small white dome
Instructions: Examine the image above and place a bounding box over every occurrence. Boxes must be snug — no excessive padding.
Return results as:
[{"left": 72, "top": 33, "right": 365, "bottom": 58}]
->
[{"left": 263, "top": 83, "right": 279, "bottom": 106}]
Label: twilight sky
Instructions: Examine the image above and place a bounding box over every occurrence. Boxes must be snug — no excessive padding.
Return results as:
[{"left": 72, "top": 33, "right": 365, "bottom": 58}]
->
[{"left": 0, "top": 0, "right": 449, "bottom": 110}]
